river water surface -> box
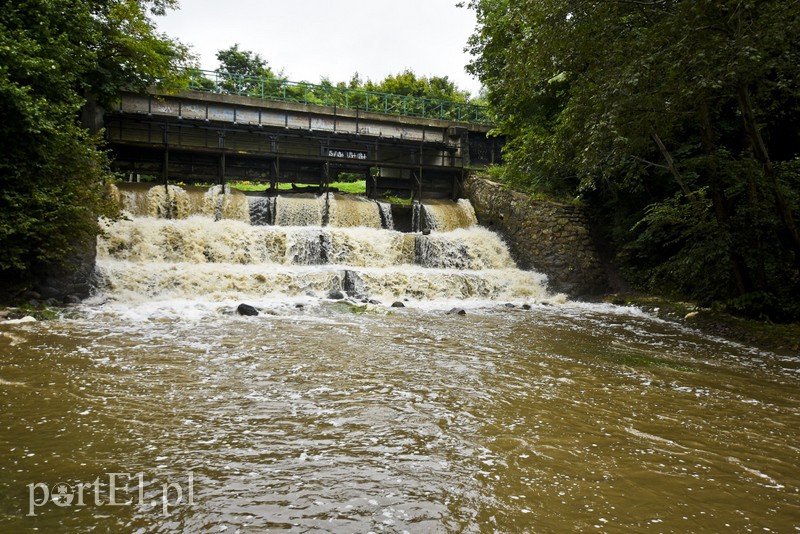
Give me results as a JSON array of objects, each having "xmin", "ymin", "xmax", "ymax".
[
  {"xmin": 1, "ymin": 187, "xmax": 798, "ymax": 531},
  {"xmin": 1, "ymin": 301, "xmax": 798, "ymax": 532}
]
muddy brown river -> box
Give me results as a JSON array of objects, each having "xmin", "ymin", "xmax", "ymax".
[
  {"xmin": 1, "ymin": 187, "xmax": 798, "ymax": 531},
  {"xmin": 1, "ymin": 302, "xmax": 798, "ymax": 532}
]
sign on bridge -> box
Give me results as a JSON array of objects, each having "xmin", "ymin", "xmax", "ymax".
[{"xmin": 322, "ymin": 148, "xmax": 369, "ymax": 161}]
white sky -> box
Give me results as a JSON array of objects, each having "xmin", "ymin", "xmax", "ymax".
[{"xmin": 156, "ymin": 0, "xmax": 483, "ymax": 97}]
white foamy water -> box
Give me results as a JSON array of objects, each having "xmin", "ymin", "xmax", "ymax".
[{"xmin": 97, "ymin": 183, "xmax": 553, "ymax": 307}]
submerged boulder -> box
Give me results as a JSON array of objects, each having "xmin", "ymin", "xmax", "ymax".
[
  {"xmin": 447, "ymin": 308, "xmax": 466, "ymax": 316},
  {"xmin": 236, "ymin": 303, "xmax": 259, "ymax": 316},
  {"xmin": 391, "ymin": 301, "xmax": 405, "ymax": 308},
  {"xmin": 328, "ymin": 290, "xmax": 345, "ymax": 300}
]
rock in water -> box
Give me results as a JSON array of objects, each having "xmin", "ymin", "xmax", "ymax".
[
  {"xmin": 237, "ymin": 303, "xmax": 259, "ymax": 316},
  {"xmin": 328, "ymin": 290, "xmax": 345, "ymax": 300},
  {"xmin": 343, "ymin": 270, "xmax": 367, "ymax": 299},
  {"xmin": 447, "ymin": 308, "xmax": 466, "ymax": 315},
  {"xmin": 391, "ymin": 301, "xmax": 405, "ymax": 308}
]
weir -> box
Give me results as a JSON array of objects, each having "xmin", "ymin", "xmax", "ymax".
[{"xmin": 98, "ymin": 183, "xmax": 555, "ymax": 304}]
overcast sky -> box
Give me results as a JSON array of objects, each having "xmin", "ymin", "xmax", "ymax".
[{"xmin": 156, "ymin": 0, "xmax": 483, "ymax": 97}]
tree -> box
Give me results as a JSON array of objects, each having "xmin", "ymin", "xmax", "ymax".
[
  {"xmin": 371, "ymin": 69, "xmax": 470, "ymax": 103},
  {"xmin": 214, "ymin": 44, "xmax": 279, "ymax": 95},
  {"xmin": 216, "ymin": 44, "xmax": 274, "ymax": 78},
  {"xmin": 0, "ymin": 0, "xmax": 190, "ymax": 298},
  {"xmin": 466, "ymin": 0, "xmax": 800, "ymax": 319}
]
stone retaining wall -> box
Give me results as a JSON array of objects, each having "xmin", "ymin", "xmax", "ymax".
[{"xmin": 464, "ymin": 176, "xmax": 607, "ymax": 296}]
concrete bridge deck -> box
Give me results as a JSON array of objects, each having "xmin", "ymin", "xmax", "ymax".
[{"xmin": 104, "ymin": 90, "xmax": 502, "ymax": 199}]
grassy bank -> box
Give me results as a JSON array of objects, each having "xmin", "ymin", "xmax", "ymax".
[
  {"xmin": 229, "ymin": 180, "xmax": 367, "ymax": 194},
  {"xmin": 607, "ymin": 294, "xmax": 800, "ymax": 356}
]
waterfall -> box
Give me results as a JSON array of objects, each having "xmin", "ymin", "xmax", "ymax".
[
  {"xmin": 274, "ymin": 194, "xmax": 326, "ymax": 226},
  {"xmin": 415, "ymin": 228, "xmax": 515, "ymax": 270},
  {"xmin": 114, "ymin": 183, "xmax": 249, "ymax": 221},
  {"xmin": 327, "ymin": 193, "xmax": 383, "ymax": 229},
  {"xmin": 97, "ymin": 183, "xmax": 556, "ymax": 305},
  {"xmin": 112, "ymin": 184, "xmax": 395, "ymax": 231},
  {"xmin": 286, "ymin": 228, "xmax": 327, "ymax": 265},
  {"xmin": 411, "ymin": 201, "xmax": 421, "ymax": 233},
  {"xmin": 247, "ymin": 196, "xmax": 275, "ymax": 226},
  {"xmin": 203, "ymin": 185, "xmax": 250, "ymax": 221},
  {"xmin": 377, "ymin": 201, "xmax": 394, "ymax": 230},
  {"xmin": 421, "ymin": 199, "xmax": 477, "ymax": 232}
]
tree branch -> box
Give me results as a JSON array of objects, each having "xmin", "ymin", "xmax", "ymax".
[{"xmin": 649, "ymin": 130, "xmax": 692, "ymax": 197}]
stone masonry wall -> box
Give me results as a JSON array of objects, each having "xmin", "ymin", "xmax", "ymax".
[{"xmin": 464, "ymin": 176, "xmax": 607, "ymax": 297}]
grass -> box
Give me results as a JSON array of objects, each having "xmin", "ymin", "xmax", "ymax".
[
  {"xmin": 332, "ymin": 181, "xmax": 367, "ymax": 194},
  {"xmin": 381, "ymin": 194, "xmax": 413, "ymax": 206},
  {"xmin": 172, "ymin": 180, "xmax": 416, "ymax": 204},
  {"xmin": 225, "ymin": 180, "xmax": 367, "ymax": 194}
]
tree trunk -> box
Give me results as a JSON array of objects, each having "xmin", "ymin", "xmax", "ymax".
[{"xmin": 698, "ymin": 101, "xmax": 752, "ymax": 296}]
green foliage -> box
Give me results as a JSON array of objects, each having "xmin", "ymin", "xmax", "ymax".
[
  {"xmin": 366, "ymin": 69, "xmax": 471, "ymax": 103},
  {"xmin": 214, "ymin": 44, "xmax": 278, "ymax": 94},
  {"xmin": 381, "ymin": 193, "xmax": 412, "ymax": 206},
  {"xmin": 334, "ymin": 172, "xmax": 364, "ymax": 184},
  {"xmin": 0, "ymin": 0, "xmax": 190, "ymax": 294},
  {"xmin": 196, "ymin": 47, "xmax": 482, "ymax": 119},
  {"xmin": 618, "ymin": 189, "xmax": 732, "ymax": 302},
  {"xmin": 466, "ymin": 0, "xmax": 800, "ymax": 320},
  {"xmin": 216, "ymin": 44, "xmax": 274, "ymax": 79}
]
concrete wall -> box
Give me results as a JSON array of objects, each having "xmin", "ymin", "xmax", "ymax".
[{"xmin": 464, "ymin": 176, "xmax": 607, "ymax": 297}]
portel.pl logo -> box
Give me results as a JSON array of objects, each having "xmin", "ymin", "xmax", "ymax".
[{"xmin": 27, "ymin": 472, "xmax": 194, "ymax": 517}]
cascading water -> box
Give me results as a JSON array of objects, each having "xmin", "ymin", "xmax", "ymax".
[
  {"xmin": 204, "ymin": 185, "xmax": 250, "ymax": 221},
  {"xmin": 327, "ymin": 193, "xmax": 384, "ymax": 229},
  {"xmin": 377, "ymin": 201, "xmax": 394, "ymax": 230},
  {"xmin": 115, "ymin": 182, "xmax": 250, "ymax": 220},
  {"xmin": 421, "ymin": 198, "xmax": 477, "ymax": 231},
  {"xmin": 247, "ymin": 195, "xmax": 276, "ymax": 226},
  {"xmin": 274, "ymin": 194, "xmax": 326, "ymax": 227},
  {"xmin": 97, "ymin": 184, "xmax": 558, "ymax": 305}
]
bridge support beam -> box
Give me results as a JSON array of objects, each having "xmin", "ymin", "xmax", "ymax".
[
  {"xmin": 270, "ymin": 159, "xmax": 279, "ymax": 193},
  {"xmin": 162, "ymin": 124, "xmax": 169, "ymax": 186},
  {"xmin": 218, "ymin": 130, "xmax": 226, "ymax": 186},
  {"xmin": 322, "ymin": 162, "xmax": 330, "ymax": 191},
  {"xmin": 367, "ymin": 168, "xmax": 376, "ymax": 199}
]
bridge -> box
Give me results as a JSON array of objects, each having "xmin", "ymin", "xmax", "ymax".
[{"xmin": 102, "ymin": 76, "xmax": 502, "ymax": 199}]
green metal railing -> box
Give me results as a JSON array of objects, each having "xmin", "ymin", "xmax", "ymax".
[{"xmin": 186, "ymin": 69, "xmax": 490, "ymax": 125}]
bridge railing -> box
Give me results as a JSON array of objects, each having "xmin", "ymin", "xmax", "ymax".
[{"xmin": 186, "ymin": 69, "xmax": 490, "ymax": 125}]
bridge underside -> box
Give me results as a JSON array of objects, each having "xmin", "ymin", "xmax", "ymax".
[
  {"xmin": 104, "ymin": 91, "xmax": 501, "ymax": 200},
  {"xmin": 106, "ymin": 117, "xmax": 464, "ymax": 199}
]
